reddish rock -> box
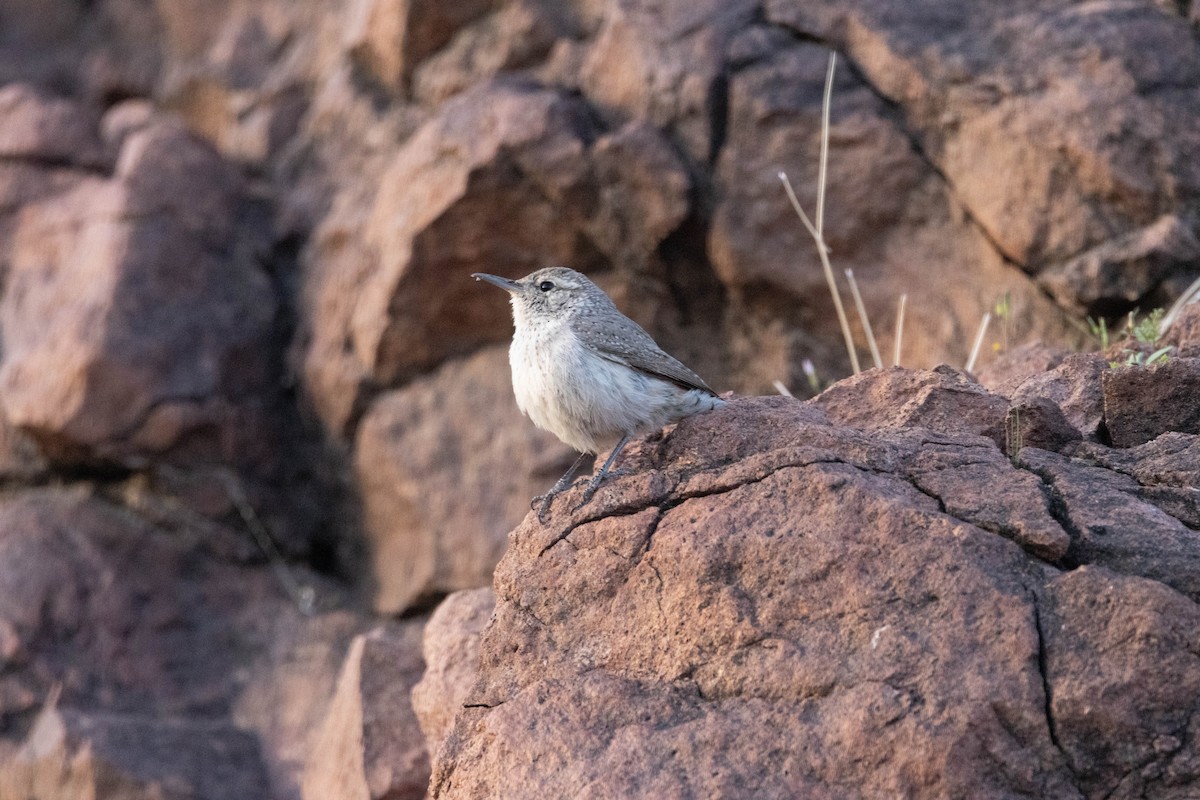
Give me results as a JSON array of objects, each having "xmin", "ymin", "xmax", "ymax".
[
  {"xmin": 1042, "ymin": 567, "xmax": 1200, "ymax": 797},
  {"xmin": 1009, "ymin": 354, "xmax": 1108, "ymax": 441},
  {"xmin": 813, "ymin": 365, "xmax": 1008, "ymax": 443},
  {"xmin": 354, "ymin": 347, "xmax": 572, "ymax": 613},
  {"xmin": 1020, "ymin": 447, "xmax": 1200, "ymax": 601},
  {"xmin": 764, "ymin": 1, "xmax": 1200, "ymax": 314},
  {"xmin": 302, "ymin": 623, "xmax": 429, "ymax": 800},
  {"xmin": 411, "ymin": 588, "xmax": 496, "ymax": 758},
  {"xmin": 0, "ymin": 83, "xmax": 107, "ymax": 169},
  {"xmin": 344, "ymin": 0, "xmax": 496, "ymax": 91},
  {"xmin": 432, "ymin": 396, "xmax": 1092, "ymax": 798},
  {"xmin": 976, "ymin": 342, "xmax": 1070, "ymax": 397},
  {"xmin": 581, "ymin": 0, "xmax": 757, "ymax": 163},
  {"xmin": 1164, "ymin": 301, "xmax": 1200, "ymax": 358},
  {"xmin": 424, "ymin": 394, "xmax": 1199, "ymax": 799},
  {"xmin": 1040, "ymin": 214, "xmax": 1200, "ymax": 316},
  {"xmin": 0, "ymin": 118, "xmax": 276, "ymax": 467},
  {"xmin": 708, "ymin": 35, "xmax": 1073, "ymax": 379},
  {"xmin": 0, "ymin": 701, "xmax": 269, "ymax": 800},
  {"xmin": 231, "ymin": 609, "xmax": 375, "ymax": 799},
  {"xmin": 411, "ymin": 0, "xmax": 567, "ymax": 106},
  {"xmin": 1069, "ymin": 433, "xmax": 1200, "ymax": 530},
  {"xmin": 0, "ymin": 485, "xmax": 377, "ymax": 798},
  {"xmin": 1103, "ymin": 358, "xmax": 1200, "ymax": 447},
  {"xmin": 1002, "ymin": 397, "xmax": 1083, "ymax": 456},
  {"xmin": 905, "ymin": 436, "xmax": 1070, "ymax": 561}
]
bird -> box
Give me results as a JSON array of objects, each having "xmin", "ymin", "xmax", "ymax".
[{"xmin": 472, "ymin": 267, "xmax": 725, "ymax": 522}]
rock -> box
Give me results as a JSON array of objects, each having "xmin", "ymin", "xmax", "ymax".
[
  {"xmin": 764, "ymin": 0, "xmax": 1200, "ymax": 316},
  {"xmin": 1008, "ymin": 354, "xmax": 1108, "ymax": 441},
  {"xmin": 1040, "ymin": 214, "xmax": 1200, "ymax": 316},
  {"xmin": 1020, "ymin": 447, "xmax": 1200, "ymax": 601},
  {"xmin": 231, "ymin": 609, "xmax": 375, "ymax": 799},
  {"xmin": 1041, "ymin": 567, "xmax": 1200, "ymax": 798},
  {"xmin": 976, "ymin": 343, "xmax": 1070, "ymax": 397},
  {"xmin": 1165, "ymin": 300, "xmax": 1200, "ymax": 358},
  {"xmin": 813, "ymin": 365, "xmax": 1008, "ymax": 443},
  {"xmin": 1103, "ymin": 358, "xmax": 1200, "ymax": 447},
  {"xmin": 905, "ymin": 436, "xmax": 1070, "ymax": 561},
  {"xmin": 344, "ymin": 0, "xmax": 496, "ymax": 91},
  {"xmin": 0, "ymin": 83, "xmax": 107, "ymax": 169},
  {"xmin": 0, "ymin": 118, "xmax": 276, "ymax": 468},
  {"xmin": 581, "ymin": 0, "xmax": 757, "ymax": 164},
  {"xmin": 302, "ymin": 623, "xmax": 430, "ymax": 800},
  {"xmin": 302, "ymin": 80, "xmax": 690, "ymax": 432},
  {"xmin": 0, "ymin": 701, "xmax": 269, "ymax": 800},
  {"xmin": 412, "ymin": 588, "xmax": 496, "ymax": 757},
  {"xmin": 428, "ymin": 393, "xmax": 1199, "ymax": 798},
  {"xmin": 1069, "ymin": 433, "xmax": 1200, "ymax": 530},
  {"xmin": 708, "ymin": 34, "xmax": 1073, "ymax": 379},
  {"xmin": 1003, "ymin": 397, "xmax": 1082, "ymax": 456},
  {"xmin": 411, "ymin": 0, "xmax": 567, "ymax": 106},
  {"xmin": 354, "ymin": 347, "xmax": 572, "ymax": 613},
  {"xmin": 0, "ymin": 484, "xmax": 373, "ymax": 799}
]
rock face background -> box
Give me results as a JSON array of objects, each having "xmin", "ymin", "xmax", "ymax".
[{"xmin": 0, "ymin": 0, "xmax": 1197, "ymax": 798}]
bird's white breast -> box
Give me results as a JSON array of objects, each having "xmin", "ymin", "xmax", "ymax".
[{"xmin": 508, "ymin": 309, "xmax": 722, "ymax": 454}]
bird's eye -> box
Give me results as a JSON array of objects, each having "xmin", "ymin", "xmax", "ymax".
[{"xmin": 538, "ymin": 280, "xmax": 555, "ymax": 292}]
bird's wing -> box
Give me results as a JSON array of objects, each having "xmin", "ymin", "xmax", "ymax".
[{"xmin": 574, "ymin": 312, "xmax": 718, "ymax": 396}]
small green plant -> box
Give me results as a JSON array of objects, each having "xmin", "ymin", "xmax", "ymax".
[
  {"xmin": 1130, "ymin": 308, "xmax": 1165, "ymax": 345},
  {"xmin": 1005, "ymin": 406, "xmax": 1023, "ymax": 466},
  {"xmin": 993, "ymin": 291, "xmax": 1012, "ymax": 355},
  {"xmin": 1105, "ymin": 307, "xmax": 1173, "ymax": 368},
  {"xmin": 1112, "ymin": 346, "xmax": 1172, "ymax": 368},
  {"xmin": 1086, "ymin": 316, "xmax": 1110, "ymax": 350}
]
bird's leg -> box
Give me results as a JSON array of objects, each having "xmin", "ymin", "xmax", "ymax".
[
  {"xmin": 572, "ymin": 433, "xmax": 632, "ymax": 512},
  {"xmin": 533, "ymin": 451, "xmax": 591, "ymax": 523}
]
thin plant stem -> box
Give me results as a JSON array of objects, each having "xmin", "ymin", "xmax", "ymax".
[
  {"xmin": 815, "ymin": 53, "xmax": 836, "ymax": 238},
  {"xmin": 772, "ymin": 380, "xmax": 794, "ymax": 398},
  {"xmin": 894, "ymin": 293, "xmax": 907, "ymax": 366},
  {"xmin": 1162, "ymin": 274, "xmax": 1200, "ymax": 331},
  {"xmin": 845, "ymin": 269, "xmax": 882, "ymax": 369},
  {"xmin": 966, "ymin": 312, "xmax": 992, "ymax": 373},
  {"xmin": 780, "ymin": 173, "xmax": 860, "ymax": 374}
]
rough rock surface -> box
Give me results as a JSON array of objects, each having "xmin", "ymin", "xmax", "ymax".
[
  {"xmin": 412, "ymin": 588, "xmax": 496, "ymax": 758},
  {"xmin": 0, "ymin": 487, "xmax": 380, "ymax": 800},
  {"xmin": 1103, "ymin": 358, "xmax": 1200, "ymax": 447},
  {"xmin": 430, "ymin": 390, "xmax": 1200, "ymax": 799},
  {"xmin": 302, "ymin": 623, "xmax": 430, "ymax": 800},
  {"xmin": 0, "ymin": 116, "xmax": 275, "ymax": 468},
  {"xmin": 765, "ymin": 0, "xmax": 1200, "ymax": 315}
]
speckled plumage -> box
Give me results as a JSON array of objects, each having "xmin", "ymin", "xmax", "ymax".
[{"xmin": 473, "ymin": 266, "xmax": 725, "ymax": 520}]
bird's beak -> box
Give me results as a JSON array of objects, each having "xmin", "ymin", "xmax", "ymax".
[{"xmin": 472, "ymin": 273, "xmax": 521, "ymax": 294}]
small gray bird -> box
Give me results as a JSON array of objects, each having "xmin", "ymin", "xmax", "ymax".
[{"xmin": 473, "ymin": 267, "xmax": 725, "ymax": 522}]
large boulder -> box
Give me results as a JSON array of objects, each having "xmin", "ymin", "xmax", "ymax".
[
  {"xmin": 428, "ymin": 389, "xmax": 1200, "ymax": 798},
  {"xmin": 0, "ymin": 117, "xmax": 276, "ymax": 468},
  {"xmin": 709, "ymin": 36, "xmax": 1073, "ymax": 379},
  {"xmin": 764, "ymin": 0, "xmax": 1200, "ymax": 317}
]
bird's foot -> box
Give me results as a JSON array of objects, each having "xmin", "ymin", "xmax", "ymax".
[
  {"xmin": 570, "ymin": 467, "xmax": 631, "ymax": 513},
  {"xmin": 531, "ymin": 491, "xmax": 558, "ymax": 524}
]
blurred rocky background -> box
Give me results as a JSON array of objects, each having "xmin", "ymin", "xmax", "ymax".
[{"xmin": 0, "ymin": 0, "xmax": 1196, "ymax": 798}]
